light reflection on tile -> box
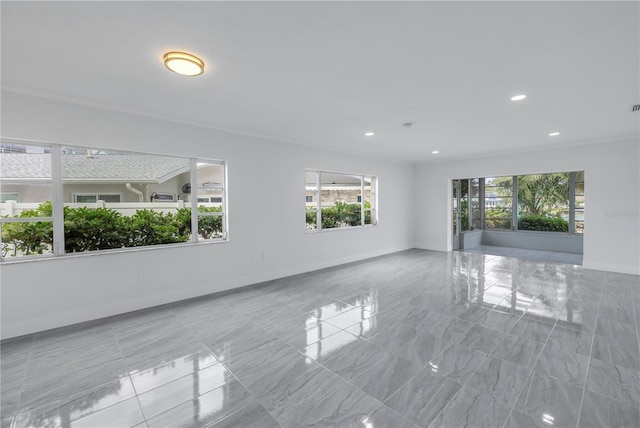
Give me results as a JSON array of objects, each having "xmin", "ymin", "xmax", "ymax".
[
  {"xmin": 14, "ymin": 376, "xmax": 135, "ymax": 428},
  {"xmin": 302, "ymin": 329, "xmax": 359, "ymax": 362},
  {"xmin": 145, "ymin": 378, "xmax": 252, "ymax": 428},
  {"xmin": 68, "ymin": 396, "xmax": 144, "ymax": 428},
  {"xmin": 138, "ymin": 363, "xmax": 233, "ymax": 420},
  {"xmin": 129, "ymin": 350, "xmax": 219, "ymax": 394}
]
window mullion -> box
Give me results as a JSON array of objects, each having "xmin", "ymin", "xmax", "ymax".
[
  {"xmin": 190, "ymin": 159, "xmax": 198, "ymax": 243},
  {"xmin": 361, "ymin": 176, "xmax": 365, "ymax": 226},
  {"xmin": 569, "ymin": 172, "xmax": 576, "ymax": 234},
  {"xmin": 52, "ymin": 145, "xmax": 65, "ymax": 256},
  {"xmin": 512, "ymin": 175, "xmax": 518, "ymax": 231},
  {"xmin": 479, "ymin": 178, "xmax": 485, "ymax": 229},
  {"xmin": 316, "ymin": 171, "xmax": 322, "ymax": 230}
]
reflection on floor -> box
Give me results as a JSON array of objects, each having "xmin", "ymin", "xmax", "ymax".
[
  {"xmin": 461, "ymin": 245, "xmax": 583, "ymax": 266},
  {"xmin": 1, "ymin": 249, "xmax": 638, "ymax": 428}
]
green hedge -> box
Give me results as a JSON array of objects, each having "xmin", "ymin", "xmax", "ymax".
[
  {"xmin": 518, "ymin": 214, "xmax": 568, "ymax": 232},
  {"xmin": 1, "ymin": 202, "xmax": 223, "ymax": 256},
  {"xmin": 306, "ymin": 201, "xmax": 371, "ymax": 229}
]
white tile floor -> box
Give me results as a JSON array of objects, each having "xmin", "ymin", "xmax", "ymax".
[{"xmin": 1, "ymin": 249, "xmax": 638, "ymax": 427}]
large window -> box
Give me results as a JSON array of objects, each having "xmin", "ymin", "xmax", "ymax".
[
  {"xmin": 0, "ymin": 141, "xmax": 227, "ymax": 261},
  {"xmin": 455, "ymin": 171, "xmax": 584, "ymax": 234},
  {"xmin": 305, "ymin": 170, "xmax": 377, "ymax": 231}
]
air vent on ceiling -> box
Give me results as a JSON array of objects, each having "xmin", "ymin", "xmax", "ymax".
[{"xmin": 633, "ymin": 104, "xmax": 640, "ymax": 112}]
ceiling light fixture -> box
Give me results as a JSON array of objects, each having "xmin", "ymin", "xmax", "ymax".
[
  {"xmin": 365, "ymin": 132, "xmax": 375, "ymax": 136},
  {"xmin": 163, "ymin": 51, "xmax": 204, "ymax": 76},
  {"xmin": 511, "ymin": 94, "xmax": 527, "ymax": 101},
  {"xmin": 549, "ymin": 132, "xmax": 560, "ymax": 136},
  {"xmin": 432, "ymin": 150, "xmax": 440, "ymax": 154}
]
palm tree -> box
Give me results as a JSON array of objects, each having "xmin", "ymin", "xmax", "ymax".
[{"xmin": 517, "ymin": 173, "xmax": 569, "ymax": 215}]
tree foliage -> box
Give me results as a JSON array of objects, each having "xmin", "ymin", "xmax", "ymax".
[{"xmin": 516, "ymin": 173, "xmax": 569, "ymax": 215}]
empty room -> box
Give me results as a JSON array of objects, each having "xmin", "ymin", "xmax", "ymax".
[{"xmin": 1, "ymin": 1, "xmax": 639, "ymax": 428}]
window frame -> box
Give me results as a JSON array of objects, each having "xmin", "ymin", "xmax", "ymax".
[
  {"xmin": 73, "ymin": 193, "xmax": 123, "ymax": 203},
  {"xmin": 456, "ymin": 170, "xmax": 584, "ymax": 234},
  {"xmin": 305, "ymin": 169, "xmax": 378, "ymax": 232},
  {"xmin": 0, "ymin": 139, "xmax": 229, "ymax": 263}
]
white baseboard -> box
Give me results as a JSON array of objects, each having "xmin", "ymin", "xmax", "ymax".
[{"xmin": 582, "ymin": 260, "xmax": 640, "ymax": 276}]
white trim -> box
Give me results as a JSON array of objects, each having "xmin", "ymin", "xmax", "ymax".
[{"xmin": 582, "ymin": 260, "xmax": 640, "ymax": 276}]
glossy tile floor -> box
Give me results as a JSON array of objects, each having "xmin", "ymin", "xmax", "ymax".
[{"xmin": 1, "ymin": 249, "xmax": 639, "ymax": 428}]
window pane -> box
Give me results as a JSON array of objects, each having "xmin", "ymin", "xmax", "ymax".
[
  {"xmin": 364, "ymin": 176, "xmax": 375, "ymax": 225},
  {"xmin": 195, "ymin": 162, "xmax": 225, "ymax": 241},
  {"xmin": 485, "ymin": 176, "xmax": 512, "ymax": 230},
  {"xmin": 574, "ymin": 171, "xmax": 585, "ymax": 234},
  {"xmin": 306, "ymin": 209, "xmax": 317, "ymax": 230},
  {"xmin": 0, "ymin": 144, "xmax": 52, "ymax": 207},
  {"xmin": 0, "ymin": 144, "xmax": 53, "ymax": 259},
  {"xmin": 320, "ymin": 172, "xmax": 361, "ymax": 229},
  {"xmin": 197, "ymin": 212, "xmax": 223, "ymax": 239},
  {"xmin": 1, "ymin": 220, "xmax": 53, "ymax": 258},
  {"xmin": 0, "ymin": 193, "xmax": 19, "ymax": 203},
  {"xmin": 305, "ymin": 170, "xmax": 376, "ymax": 231},
  {"xmin": 470, "ymin": 178, "xmax": 480, "ymax": 229},
  {"xmin": 61, "ymin": 147, "xmax": 193, "ymax": 252},
  {"xmin": 75, "ymin": 195, "xmax": 97, "ymax": 203},
  {"xmin": 517, "ymin": 173, "xmax": 569, "ymax": 232}
]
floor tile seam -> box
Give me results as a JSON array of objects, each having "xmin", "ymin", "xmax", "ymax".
[
  {"xmin": 106, "ymin": 323, "xmax": 148, "ymax": 426},
  {"xmin": 8, "ymin": 334, "xmax": 35, "ymax": 421},
  {"xmin": 130, "ymin": 358, "xmax": 224, "ymax": 397},
  {"xmin": 377, "ymin": 365, "xmax": 437, "ymax": 412},
  {"xmin": 346, "ymin": 351, "xmax": 423, "ymax": 403},
  {"xmin": 144, "ymin": 346, "xmax": 258, "ymax": 426},
  {"xmin": 579, "ymin": 388, "xmax": 640, "ymax": 412},
  {"xmin": 424, "ymin": 381, "xmax": 469, "ymax": 428},
  {"xmin": 575, "ymin": 286, "xmax": 603, "ymax": 428},
  {"xmin": 581, "ymin": 376, "xmax": 640, "ymax": 408},
  {"xmin": 484, "ymin": 346, "xmax": 539, "ymax": 372},
  {"xmin": 14, "ymin": 368, "xmax": 143, "ymax": 420},
  {"xmin": 504, "ymin": 348, "xmax": 549, "ymax": 428},
  {"xmin": 200, "ymin": 332, "xmax": 326, "ymax": 415},
  {"xmin": 201, "ymin": 399, "xmax": 284, "ymax": 428},
  {"xmin": 365, "ymin": 401, "xmax": 419, "ymax": 428}
]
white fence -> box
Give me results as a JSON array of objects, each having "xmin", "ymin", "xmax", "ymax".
[{"xmin": 1, "ymin": 200, "xmax": 220, "ymax": 217}]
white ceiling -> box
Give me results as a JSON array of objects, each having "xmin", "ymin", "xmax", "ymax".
[{"xmin": 2, "ymin": 1, "xmax": 638, "ymax": 163}]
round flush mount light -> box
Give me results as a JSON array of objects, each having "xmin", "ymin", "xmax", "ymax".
[
  {"xmin": 432, "ymin": 150, "xmax": 440, "ymax": 154},
  {"xmin": 511, "ymin": 94, "xmax": 527, "ymax": 101},
  {"xmin": 163, "ymin": 51, "xmax": 204, "ymax": 76},
  {"xmin": 365, "ymin": 132, "xmax": 375, "ymax": 136},
  {"xmin": 549, "ymin": 132, "xmax": 560, "ymax": 136}
]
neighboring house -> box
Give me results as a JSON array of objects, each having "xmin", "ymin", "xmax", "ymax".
[{"xmin": 0, "ymin": 152, "xmax": 222, "ymax": 204}]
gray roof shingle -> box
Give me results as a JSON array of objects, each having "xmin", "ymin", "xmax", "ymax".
[{"xmin": 0, "ymin": 153, "xmax": 190, "ymax": 183}]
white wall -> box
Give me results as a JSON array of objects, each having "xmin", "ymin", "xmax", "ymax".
[
  {"xmin": 413, "ymin": 139, "xmax": 640, "ymax": 275},
  {"xmin": 0, "ymin": 92, "xmax": 414, "ymax": 339}
]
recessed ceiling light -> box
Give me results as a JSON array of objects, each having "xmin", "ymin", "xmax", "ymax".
[
  {"xmin": 365, "ymin": 132, "xmax": 375, "ymax": 136},
  {"xmin": 432, "ymin": 150, "xmax": 440, "ymax": 154},
  {"xmin": 549, "ymin": 132, "xmax": 560, "ymax": 136},
  {"xmin": 163, "ymin": 51, "xmax": 204, "ymax": 76},
  {"xmin": 511, "ymin": 94, "xmax": 527, "ymax": 101}
]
